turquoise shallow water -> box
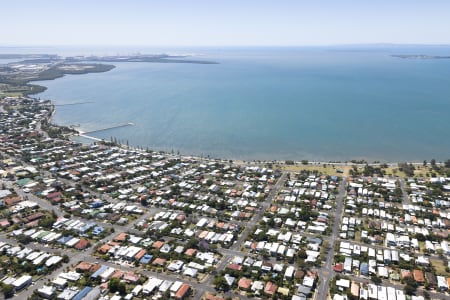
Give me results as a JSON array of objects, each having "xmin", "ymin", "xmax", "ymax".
[{"xmin": 28, "ymin": 46, "xmax": 450, "ymax": 162}]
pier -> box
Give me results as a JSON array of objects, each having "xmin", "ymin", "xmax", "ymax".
[
  {"xmin": 81, "ymin": 122, "xmax": 135, "ymax": 134},
  {"xmin": 53, "ymin": 101, "xmax": 95, "ymax": 106}
]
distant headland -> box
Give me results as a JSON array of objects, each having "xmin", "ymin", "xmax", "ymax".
[
  {"xmin": 391, "ymin": 54, "xmax": 450, "ymax": 59},
  {"xmin": 0, "ymin": 53, "xmax": 217, "ymax": 96}
]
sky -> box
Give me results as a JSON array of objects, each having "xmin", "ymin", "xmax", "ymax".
[{"xmin": 1, "ymin": 0, "xmax": 450, "ymax": 46}]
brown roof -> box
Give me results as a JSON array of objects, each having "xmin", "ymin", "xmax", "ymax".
[
  {"xmin": 227, "ymin": 263, "xmax": 242, "ymax": 271},
  {"xmin": 238, "ymin": 278, "xmax": 252, "ymax": 289},
  {"xmin": 152, "ymin": 241, "xmax": 165, "ymax": 249},
  {"xmin": 184, "ymin": 248, "xmax": 197, "ymax": 256},
  {"xmin": 0, "ymin": 219, "xmax": 10, "ymax": 227},
  {"xmin": 46, "ymin": 191, "xmax": 62, "ymax": 199},
  {"xmin": 216, "ymin": 222, "xmax": 225, "ymax": 229},
  {"xmin": 90, "ymin": 264, "xmax": 102, "ymax": 273},
  {"xmin": 4, "ymin": 196, "xmax": 21, "ymax": 206},
  {"xmin": 97, "ymin": 244, "xmax": 112, "ymax": 254},
  {"xmin": 123, "ymin": 272, "xmax": 140, "ymax": 283},
  {"xmin": 175, "ymin": 283, "xmax": 190, "ymax": 299},
  {"xmin": 152, "ymin": 257, "xmax": 167, "ymax": 266},
  {"xmin": 333, "ymin": 263, "xmax": 343, "ymax": 273},
  {"xmin": 75, "ymin": 261, "xmax": 93, "ymax": 272},
  {"xmin": 111, "ymin": 270, "xmax": 124, "ymax": 279},
  {"xmin": 113, "ymin": 232, "xmax": 128, "ymax": 242},
  {"xmin": 134, "ymin": 249, "xmax": 146, "ymax": 260},
  {"xmin": 204, "ymin": 293, "xmax": 225, "ymax": 300},
  {"xmin": 25, "ymin": 220, "xmax": 39, "ymax": 228},
  {"xmin": 413, "ymin": 269, "xmax": 425, "ymax": 283},
  {"xmin": 74, "ymin": 239, "xmax": 89, "ymax": 250},
  {"xmin": 24, "ymin": 212, "xmax": 45, "ymax": 222},
  {"xmin": 264, "ymin": 281, "xmax": 277, "ymax": 295}
]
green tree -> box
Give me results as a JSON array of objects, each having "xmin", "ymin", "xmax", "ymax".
[
  {"xmin": 1, "ymin": 283, "xmax": 14, "ymax": 298},
  {"xmin": 371, "ymin": 275, "xmax": 382, "ymax": 285},
  {"xmin": 109, "ymin": 277, "xmax": 120, "ymax": 293},
  {"xmin": 213, "ymin": 276, "xmax": 230, "ymax": 291}
]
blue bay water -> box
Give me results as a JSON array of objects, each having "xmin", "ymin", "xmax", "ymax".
[{"xmin": 30, "ymin": 46, "xmax": 450, "ymax": 162}]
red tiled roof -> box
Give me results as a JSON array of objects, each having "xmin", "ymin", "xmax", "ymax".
[
  {"xmin": 75, "ymin": 261, "xmax": 93, "ymax": 272},
  {"xmin": 238, "ymin": 278, "xmax": 252, "ymax": 289},
  {"xmin": 227, "ymin": 263, "xmax": 242, "ymax": 271},
  {"xmin": 113, "ymin": 232, "xmax": 128, "ymax": 242},
  {"xmin": 74, "ymin": 239, "xmax": 89, "ymax": 250},
  {"xmin": 152, "ymin": 241, "xmax": 165, "ymax": 249},
  {"xmin": 175, "ymin": 283, "xmax": 190, "ymax": 299},
  {"xmin": 413, "ymin": 269, "xmax": 425, "ymax": 283},
  {"xmin": 184, "ymin": 248, "xmax": 197, "ymax": 256},
  {"xmin": 264, "ymin": 281, "xmax": 277, "ymax": 295}
]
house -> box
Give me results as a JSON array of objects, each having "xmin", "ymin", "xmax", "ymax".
[
  {"xmin": 114, "ymin": 232, "xmax": 128, "ymax": 242},
  {"xmin": 350, "ymin": 281, "xmax": 359, "ymax": 298},
  {"xmin": 152, "ymin": 240, "xmax": 165, "ymax": 249},
  {"xmin": 185, "ymin": 248, "xmax": 197, "ymax": 256},
  {"xmin": 167, "ymin": 260, "xmax": 184, "ymax": 272},
  {"xmin": 57, "ymin": 287, "xmax": 79, "ymax": 300},
  {"xmin": 223, "ymin": 274, "xmax": 235, "ymax": 286},
  {"xmin": 183, "ymin": 267, "xmax": 198, "ymax": 278},
  {"xmin": 360, "ymin": 262, "xmax": 369, "ymax": 276},
  {"xmin": 175, "ymin": 283, "xmax": 190, "ymax": 300},
  {"xmin": 251, "ymin": 281, "xmax": 264, "ymax": 293},
  {"xmin": 285, "ymin": 266, "xmax": 295, "ymax": 279},
  {"xmin": 413, "ymin": 269, "xmax": 425, "ymax": 285},
  {"xmin": 152, "ymin": 257, "xmax": 167, "ymax": 266},
  {"xmin": 72, "ymin": 286, "xmax": 92, "ymax": 300},
  {"xmin": 75, "ymin": 261, "xmax": 93, "ymax": 273},
  {"xmin": 52, "ymin": 277, "xmax": 68, "ymax": 290},
  {"xmin": 227, "ymin": 263, "xmax": 242, "ymax": 271},
  {"xmin": 74, "ymin": 239, "xmax": 89, "ymax": 250},
  {"xmin": 336, "ymin": 279, "xmax": 350, "ymax": 288},
  {"xmin": 238, "ymin": 278, "xmax": 252, "ymax": 290},
  {"xmin": 38, "ymin": 285, "xmax": 56, "ymax": 299},
  {"xmin": 437, "ymin": 276, "xmax": 448, "ymax": 291},
  {"xmin": 334, "ymin": 263, "xmax": 343, "ymax": 273},
  {"xmin": 12, "ymin": 275, "xmax": 32, "ymax": 291},
  {"xmin": 140, "ymin": 254, "xmax": 153, "ymax": 264},
  {"xmin": 277, "ymin": 287, "xmax": 289, "ymax": 296},
  {"xmin": 264, "ymin": 281, "xmax": 277, "ymax": 296},
  {"xmin": 344, "ymin": 257, "xmax": 352, "ymax": 273}
]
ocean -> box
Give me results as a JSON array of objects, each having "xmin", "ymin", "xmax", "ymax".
[{"xmin": 11, "ymin": 45, "xmax": 450, "ymax": 162}]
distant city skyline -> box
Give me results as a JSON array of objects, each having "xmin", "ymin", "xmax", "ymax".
[{"xmin": 2, "ymin": 0, "xmax": 450, "ymax": 46}]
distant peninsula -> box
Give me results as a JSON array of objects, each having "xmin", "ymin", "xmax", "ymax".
[
  {"xmin": 0, "ymin": 53, "xmax": 218, "ymax": 97},
  {"xmin": 391, "ymin": 54, "xmax": 450, "ymax": 59}
]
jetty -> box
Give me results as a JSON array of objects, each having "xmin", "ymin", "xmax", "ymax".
[
  {"xmin": 53, "ymin": 101, "xmax": 94, "ymax": 106},
  {"xmin": 78, "ymin": 134, "xmax": 102, "ymax": 142},
  {"xmin": 82, "ymin": 122, "xmax": 135, "ymax": 134}
]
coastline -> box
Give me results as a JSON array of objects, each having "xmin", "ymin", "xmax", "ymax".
[{"xmin": 2, "ymin": 94, "xmax": 447, "ymax": 178}]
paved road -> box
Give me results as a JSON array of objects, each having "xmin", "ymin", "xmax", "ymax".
[
  {"xmin": 316, "ymin": 177, "xmax": 347, "ymax": 300},
  {"xmin": 201, "ymin": 172, "xmax": 287, "ymax": 298},
  {"xmin": 399, "ymin": 178, "xmax": 411, "ymax": 206}
]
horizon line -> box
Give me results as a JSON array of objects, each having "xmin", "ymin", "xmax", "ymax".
[{"xmin": 2, "ymin": 43, "xmax": 450, "ymax": 48}]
